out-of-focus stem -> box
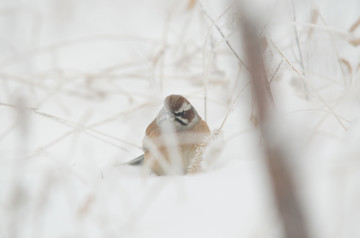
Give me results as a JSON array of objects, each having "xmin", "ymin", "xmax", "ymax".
[{"xmin": 239, "ymin": 14, "xmax": 310, "ymax": 238}]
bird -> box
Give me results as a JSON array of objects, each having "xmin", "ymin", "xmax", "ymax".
[{"xmin": 127, "ymin": 94, "xmax": 210, "ymax": 175}]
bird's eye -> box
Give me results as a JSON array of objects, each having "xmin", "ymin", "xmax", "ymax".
[{"xmin": 174, "ymin": 111, "xmax": 185, "ymax": 117}]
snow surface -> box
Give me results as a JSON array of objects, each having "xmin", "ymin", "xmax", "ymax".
[{"xmin": 0, "ymin": 0, "xmax": 359, "ymax": 237}]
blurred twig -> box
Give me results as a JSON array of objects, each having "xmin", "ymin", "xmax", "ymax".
[
  {"xmin": 0, "ymin": 34, "xmax": 159, "ymax": 68},
  {"xmin": 200, "ymin": 4, "xmax": 232, "ymax": 121},
  {"xmin": 0, "ymin": 102, "xmax": 141, "ymax": 153},
  {"xmin": 270, "ymin": 39, "xmax": 348, "ymax": 131},
  {"xmin": 200, "ymin": 4, "xmax": 250, "ymax": 71},
  {"xmin": 291, "ymin": 0, "xmax": 308, "ymax": 99},
  {"xmin": 239, "ymin": 13, "xmax": 310, "ymax": 238}
]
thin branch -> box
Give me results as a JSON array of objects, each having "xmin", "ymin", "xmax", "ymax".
[
  {"xmin": 0, "ymin": 102, "xmax": 142, "ymax": 153},
  {"xmin": 270, "ymin": 40, "xmax": 348, "ymax": 131},
  {"xmin": 291, "ymin": 0, "xmax": 308, "ymax": 99},
  {"xmin": 0, "ymin": 34, "xmax": 159, "ymax": 68},
  {"xmin": 269, "ymin": 60, "xmax": 283, "ymax": 83},
  {"xmin": 199, "ymin": 4, "xmax": 250, "ymax": 71}
]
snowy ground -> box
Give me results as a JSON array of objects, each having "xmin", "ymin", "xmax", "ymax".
[{"xmin": 0, "ymin": 0, "xmax": 359, "ymax": 237}]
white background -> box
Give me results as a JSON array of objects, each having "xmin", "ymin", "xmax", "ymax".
[{"xmin": 0, "ymin": 0, "xmax": 359, "ymax": 237}]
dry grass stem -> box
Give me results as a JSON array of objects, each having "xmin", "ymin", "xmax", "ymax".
[
  {"xmin": 200, "ymin": 4, "xmax": 250, "ymax": 71},
  {"xmin": 239, "ymin": 13, "xmax": 310, "ymax": 238},
  {"xmin": 270, "ymin": 40, "xmax": 348, "ymax": 130},
  {"xmin": 291, "ymin": 0, "xmax": 308, "ymax": 99},
  {"xmin": 0, "ymin": 34, "xmax": 159, "ymax": 68},
  {"xmin": 307, "ymin": 8, "xmax": 319, "ymax": 38},
  {"xmin": 186, "ymin": 131, "xmax": 218, "ymax": 174},
  {"xmin": 349, "ymin": 16, "xmax": 360, "ymax": 33},
  {"xmin": 0, "ymin": 102, "xmax": 142, "ymax": 154}
]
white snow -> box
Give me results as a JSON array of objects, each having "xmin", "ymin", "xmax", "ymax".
[{"xmin": 0, "ymin": 0, "xmax": 359, "ymax": 237}]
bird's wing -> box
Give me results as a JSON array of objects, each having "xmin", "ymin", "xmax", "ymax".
[
  {"xmin": 125, "ymin": 154, "xmax": 144, "ymax": 166},
  {"xmin": 145, "ymin": 119, "xmax": 160, "ymax": 137}
]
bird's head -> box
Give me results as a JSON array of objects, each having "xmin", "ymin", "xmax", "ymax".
[{"xmin": 156, "ymin": 94, "xmax": 199, "ymax": 131}]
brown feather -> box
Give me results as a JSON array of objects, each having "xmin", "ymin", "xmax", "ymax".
[{"xmin": 143, "ymin": 95, "xmax": 210, "ymax": 175}]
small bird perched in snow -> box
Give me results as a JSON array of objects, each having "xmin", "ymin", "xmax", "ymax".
[{"xmin": 128, "ymin": 94, "xmax": 210, "ymax": 175}]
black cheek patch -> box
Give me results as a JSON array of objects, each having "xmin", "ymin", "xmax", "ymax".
[
  {"xmin": 175, "ymin": 118, "xmax": 187, "ymax": 126},
  {"xmin": 174, "ymin": 112, "xmax": 185, "ymax": 117}
]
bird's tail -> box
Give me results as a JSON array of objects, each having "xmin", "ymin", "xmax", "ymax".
[{"xmin": 125, "ymin": 154, "xmax": 144, "ymax": 166}]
